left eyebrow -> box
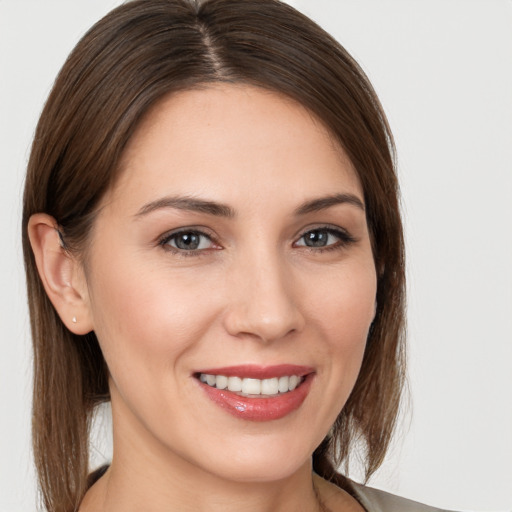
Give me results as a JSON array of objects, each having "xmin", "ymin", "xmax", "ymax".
[{"xmin": 294, "ymin": 193, "xmax": 365, "ymax": 216}]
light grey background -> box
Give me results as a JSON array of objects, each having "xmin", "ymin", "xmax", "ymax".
[{"xmin": 1, "ymin": 1, "xmax": 511, "ymax": 511}]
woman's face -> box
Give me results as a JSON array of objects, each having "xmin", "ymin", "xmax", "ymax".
[{"xmin": 82, "ymin": 85, "xmax": 376, "ymax": 483}]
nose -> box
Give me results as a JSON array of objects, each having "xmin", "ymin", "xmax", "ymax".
[{"xmin": 222, "ymin": 251, "xmax": 305, "ymax": 343}]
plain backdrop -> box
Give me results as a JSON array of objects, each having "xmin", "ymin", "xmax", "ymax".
[{"xmin": 1, "ymin": 1, "xmax": 511, "ymax": 511}]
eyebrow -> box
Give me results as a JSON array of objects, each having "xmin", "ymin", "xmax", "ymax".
[
  {"xmin": 135, "ymin": 196, "xmax": 235, "ymax": 218},
  {"xmin": 134, "ymin": 192, "xmax": 364, "ymax": 219},
  {"xmin": 294, "ymin": 193, "xmax": 365, "ymax": 215}
]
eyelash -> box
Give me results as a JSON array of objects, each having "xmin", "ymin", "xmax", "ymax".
[
  {"xmin": 294, "ymin": 226, "xmax": 357, "ymax": 253},
  {"xmin": 158, "ymin": 229, "xmax": 219, "ymax": 257},
  {"xmin": 158, "ymin": 226, "xmax": 356, "ymax": 257}
]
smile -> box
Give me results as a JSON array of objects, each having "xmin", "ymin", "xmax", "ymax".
[
  {"xmin": 195, "ymin": 365, "xmax": 315, "ymax": 421},
  {"xmin": 198, "ymin": 373, "xmax": 303, "ymax": 396}
]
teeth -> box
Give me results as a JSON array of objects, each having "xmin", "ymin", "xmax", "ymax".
[
  {"xmin": 215, "ymin": 375, "xmax": 228, "ymax": 390},
  {"xmin": 261, "ymin": 377, "xmax": 279, "ymax": 395},
  {"xmin": 199, "ymin": 374, "xmax": 303, "ymax": 395},
  {"xmin": 242, "ymin": 378, "xmax": 261, "ymax": 395},
  {"xmin": 289, "ymin": 375, "xmax": 300, "ymax": 391},
  {"xmin": 228, "ymin": 376, "xmax": 242, "ymax": 392},
  {"xmin": 278, "ymin": 376, "xmax": 289, "ymax": 393}
]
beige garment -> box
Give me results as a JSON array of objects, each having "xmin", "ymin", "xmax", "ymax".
[{"xmin": 349, "ymin": 480, "xmax": 454, "ymax": 512}]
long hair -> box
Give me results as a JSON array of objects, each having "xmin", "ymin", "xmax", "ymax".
[{"xmin": 22, "ymin": 1, "xmax": 406, "ymax": 510}]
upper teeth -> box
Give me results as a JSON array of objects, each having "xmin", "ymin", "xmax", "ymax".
[{"xmin": 199, "ymin": 374, "xmax": 302, "ymax": 395}]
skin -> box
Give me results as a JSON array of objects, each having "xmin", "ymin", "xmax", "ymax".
[{"xmin": 30, "ymin": 85, "xmax": 374, "ymax": 511}]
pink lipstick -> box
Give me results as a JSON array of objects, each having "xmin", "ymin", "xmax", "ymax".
[{"xmin": 195, "ymin": 365, "xmax": 315, "ymax": 421}]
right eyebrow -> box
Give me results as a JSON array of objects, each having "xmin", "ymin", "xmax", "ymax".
[{"xmin": 134, "ymin": 195, "xmax": 236, "ymax": 219}]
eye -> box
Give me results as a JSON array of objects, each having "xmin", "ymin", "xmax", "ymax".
[
  {"xmin": 294, "ymin": 227, "xmax": 355, "ymax": 250},
  {"xmin": 160, "ymin": 230, "xmax": 216, "ymax": 252}
]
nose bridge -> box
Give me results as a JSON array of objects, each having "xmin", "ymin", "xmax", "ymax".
[{"xmin": 224, "ymin": 244, "xmax": 304, "ymax": 342}]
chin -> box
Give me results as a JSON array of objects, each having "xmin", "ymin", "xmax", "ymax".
[
  {"xmin": 177, "ymin": 426, "xmax": 322, "ymax": 484},
  {"xmin": 204, "ymin": 452, "xmax": 310, "ymax": 484}
]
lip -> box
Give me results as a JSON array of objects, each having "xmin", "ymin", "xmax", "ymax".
[{"xmin": 195, "ymin": 365, "xmax": 315, "ymax": 422}]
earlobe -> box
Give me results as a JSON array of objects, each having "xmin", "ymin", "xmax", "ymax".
[{"xmin": 27, "ymin": 213, "xmax": 94, "ymax": 335}]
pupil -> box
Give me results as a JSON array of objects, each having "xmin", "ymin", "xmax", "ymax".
[
  {"xmin": 305, "ymin": 230, "xmax": 327, "ymax": 247},
  {"xmin": 176, "ymin": 233, "xmax": 200, "ymax": 250}
]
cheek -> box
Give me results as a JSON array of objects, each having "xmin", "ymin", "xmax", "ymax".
[
  {"xmin": 307, "ymin": 258, "xmax": 376, "ymax": 391},
  {"xmin": 86, "ymin": 258, "xmax": 219, "ymax": 388},
  {"xmin": 310, "ymin": 258, "xmax": 376, "ymax": 341}
]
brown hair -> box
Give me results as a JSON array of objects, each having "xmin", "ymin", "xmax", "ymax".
[{"xmin": 22, "ymin": 0, "xmax": 405, "ymax": 510}]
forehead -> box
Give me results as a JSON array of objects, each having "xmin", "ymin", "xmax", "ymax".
[{"xmin": 107, "ymin": 84, "xmax": 362, "ymax": 212}]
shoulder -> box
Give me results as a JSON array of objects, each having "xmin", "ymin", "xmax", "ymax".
[{"xmin": 347, "ymin": 480, "xmax": 456, "ymax": 512}]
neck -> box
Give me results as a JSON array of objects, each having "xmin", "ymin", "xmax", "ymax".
[
  {"xmin": 81, "ymin": 402, "xmax": 323, "ymax": 512},
  {"xmin": 84, "ymin": 457, "xmax": 322, "ymax": 512}
]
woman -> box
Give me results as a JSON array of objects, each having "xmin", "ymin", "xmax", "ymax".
[{"xmin": 22, "ymin": 1, "xmax": 450, "ymax": 511}]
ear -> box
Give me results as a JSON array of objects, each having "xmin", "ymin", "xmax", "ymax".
[{"xmin": 28, "ymin": 213, "xmax": 94, "ymax": 335}]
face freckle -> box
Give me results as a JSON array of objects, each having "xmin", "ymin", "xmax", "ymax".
[{"xmin": 83, "ymin": 84, "xmax": 377, "ymax": 484}]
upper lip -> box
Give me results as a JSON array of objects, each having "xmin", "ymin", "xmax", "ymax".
[{"xmin": 194, "ymin": 364, "xmax": 315, "ymax": 379}]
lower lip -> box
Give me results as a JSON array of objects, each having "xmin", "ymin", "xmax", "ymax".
[{"xmin": 198, "ymin": 374, "xmax": 314, "ymax": 421}]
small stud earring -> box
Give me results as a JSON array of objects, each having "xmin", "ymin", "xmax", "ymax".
[{"xmin": 72, "ymin": 316, "xmax": 77, "ymax": 323}]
